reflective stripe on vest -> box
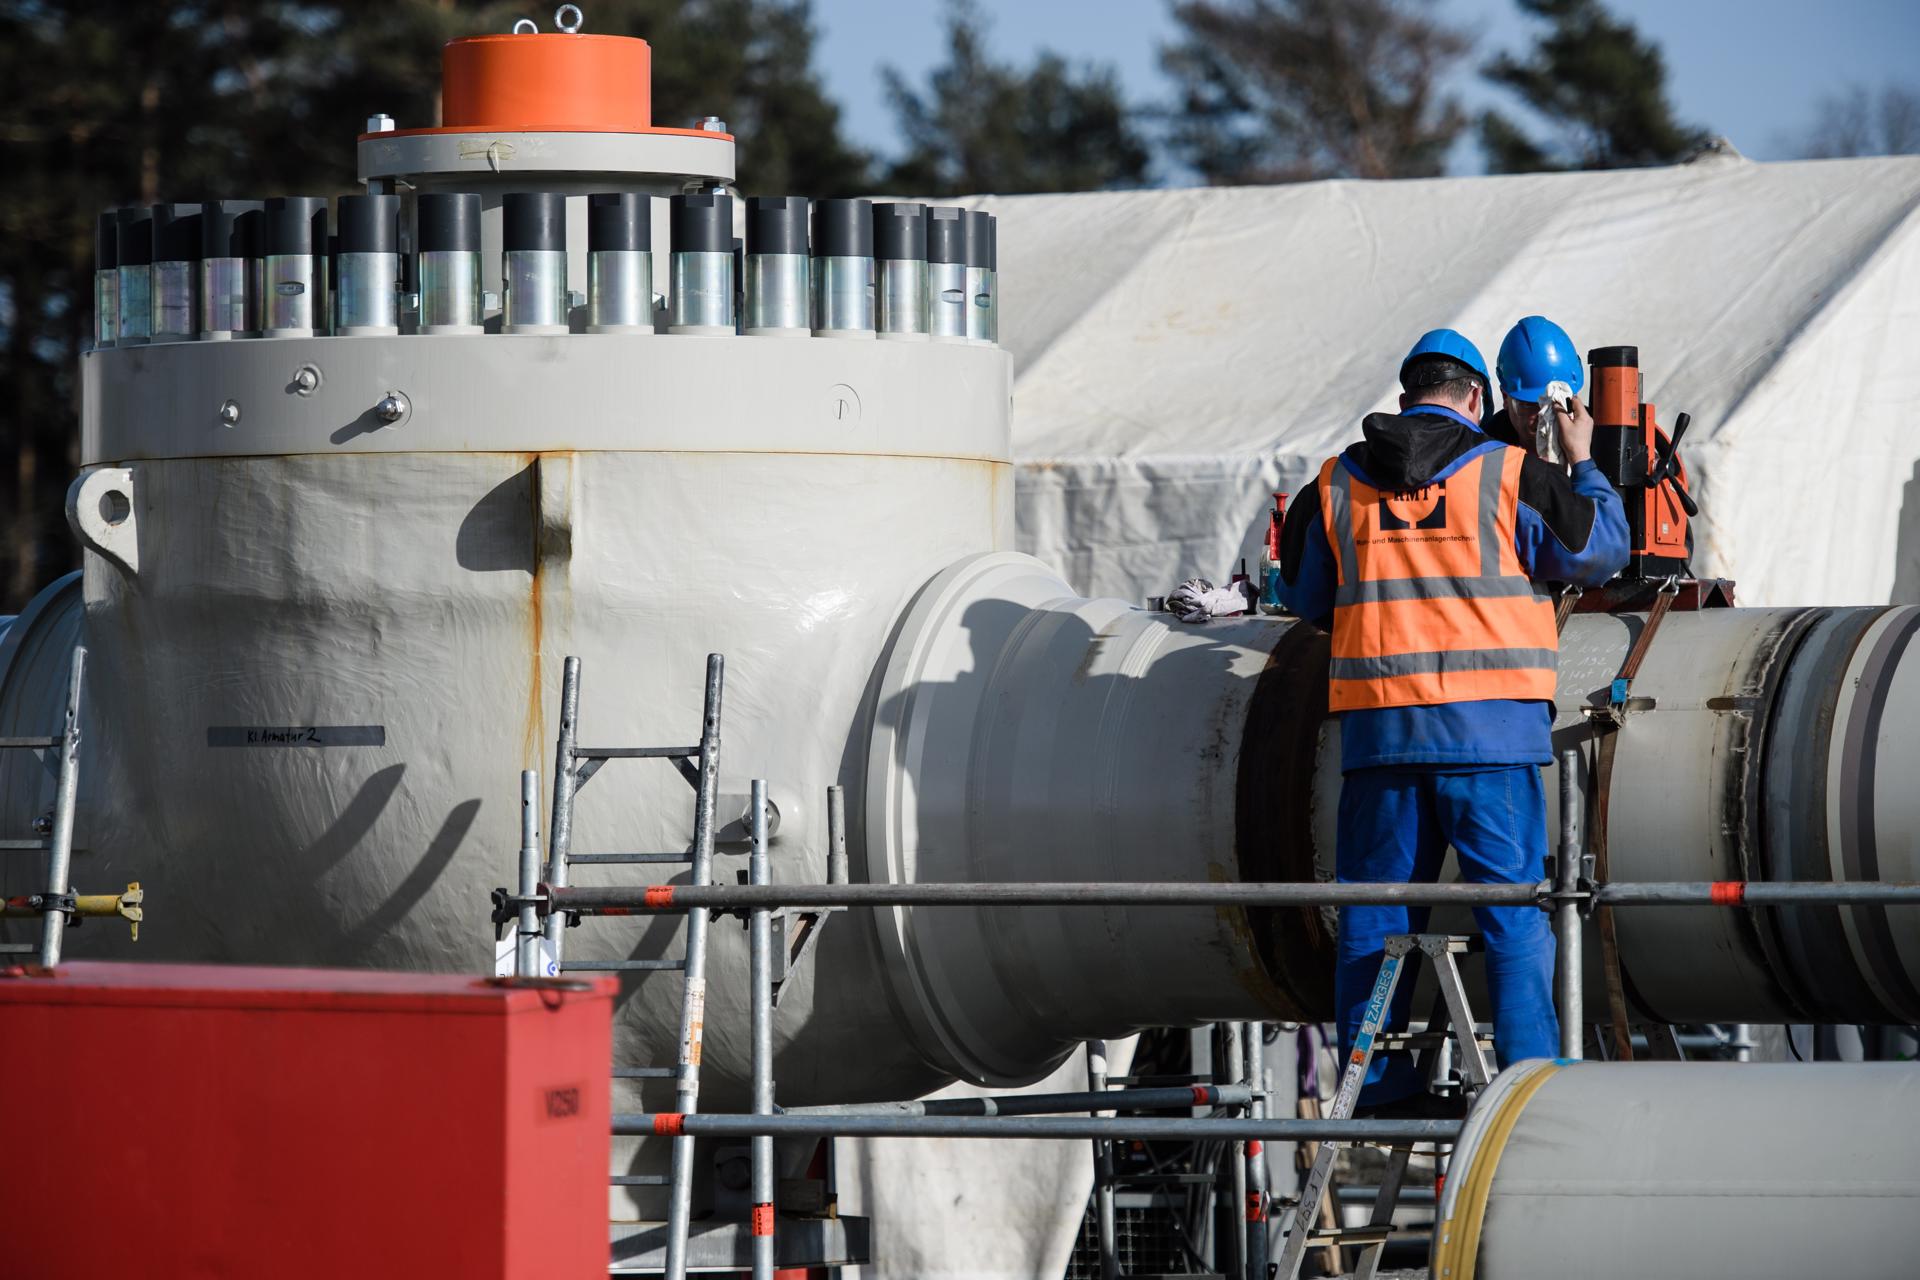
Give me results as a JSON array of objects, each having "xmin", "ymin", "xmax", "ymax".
[{"xmin": 1317, "ymin": 447, "xmax": 1558, "ymax": 711}]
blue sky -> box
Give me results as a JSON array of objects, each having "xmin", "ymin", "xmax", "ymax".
[{"xmin": 813, "ymin": 0, "xmax": 1920, "ymax": 175}]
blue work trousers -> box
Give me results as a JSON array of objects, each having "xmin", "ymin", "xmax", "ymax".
[{"xmin": 1335, "ymin": 765, "xmax": 1559, "ymax": 1105}]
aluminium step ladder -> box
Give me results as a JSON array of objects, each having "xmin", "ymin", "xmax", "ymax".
[
  {"xmin": 532, "ymin": 652, "xmax": 726, "ymax": 1280},
  {"xmin": 1275, "ymin": 934, "xmax": 1494, "ymax": 1280}
]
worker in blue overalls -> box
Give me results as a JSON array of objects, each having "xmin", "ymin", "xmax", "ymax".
[{"xmin": 1277, "ymin": 327, "xmax": 1629, "ymax": 1116}]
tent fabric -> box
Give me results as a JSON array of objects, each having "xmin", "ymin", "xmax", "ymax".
[{"xmin": 976, "ymin": 153, "xmax": 1920, "ymax": 608}]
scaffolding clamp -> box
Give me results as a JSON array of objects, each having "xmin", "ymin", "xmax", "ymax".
[
  {"xmin": 1542, "ymin": 867, "xmax": 1597, "ymax": 917},
  {"xmin": 5, "ymin": 889, "xmax": 74, "ymax": 920},
  {"xmin": 490, "ymin": 886, "xmax": 551, "ymax": 939}
]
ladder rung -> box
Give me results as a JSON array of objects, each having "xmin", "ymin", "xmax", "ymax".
[
  {"xmin": 0, "ymin": 943, "xmax": 37, "ymax": 953},
  {"xmin": 574, "ymin": 746, "xmax": 700, "ymax": 760},
  {"xmin": 614, "ymin": 1067, "xmax": 677, "ymax": 1080},
  {"xmin": 1306, "ymin": 1227, "xmax": 1394, "ymax": 1246},
  {"xmin": 612, "ymin": 1174, "xmax": 669, "ymax": 1187},
  {"xmin": 0, "ymin": 839, "xmax": 50, "ymax": 851},
  {"xmin": 1375, "ymin": 1030, "xmax": 1492, "ymax": 1049},
  {"xmin": 0, "ymin": 737, "xmax": 56, "ymax": 750},
  {"xmin": 1111, "ymin": 1172, "xmax": 1218, "ymax": 1186},
  {"xmin": 566, "ymin": 853, "xmax": 692, "ymax": 865},
  {"xmin": 562, "ymin": 959, "xmax": 686, "ymax": 972}
]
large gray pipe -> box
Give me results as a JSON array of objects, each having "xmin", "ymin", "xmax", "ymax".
[
  {"xmin": 865, "ymin": 554, "xmax": 1920, "ymax": 1081},
  {"xmin": 1433, "ymin": 1061, "xmax": 1920, "ymax": 1277}
]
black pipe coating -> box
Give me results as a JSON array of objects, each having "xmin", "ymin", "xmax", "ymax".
[
  {"xmin": 96, "ymin": 211, "xmax": 120, "ymax": 271},
  {"xmin": 927, "ymin": 207, "xmax": 967, "ymax": 265},
  {"xmin": 671, "ymin": 192, "xmax": 733, "ymax": 254},
  {"xmin": 116, "ymin": 207, "xmax": 154, "ymax": 267},
  {"xmin": 874, "ymin": 203, "xmax": 928, "ymax": 262},
  {"xmin": 747, "ymin": 196, "xmax": 809, "ymax": 256},
  {"xmin": 812, "ymin": 198, "xmax": 873, "ymax": 257},
  {"xmin": 417, "ymin": 193, "xmax": 482, "ymax": 254},
  {"xmin": 503, "ymin": 192, "xmax": 566, "ymax": 252},
  {"xmin": 965, "ymin": 209, "xmax": 995, "ymax": 269},
  {"xmin": 263, "ymin": 197, "xmax": 329, "ymax": 256},
  {"xmin": 201, "ymin": 200, "xmax": 265, "ymax": 259},
  {"xmin": 152, "ymin": 203, "xmax": 202, "ymax": 263},
  {"xmin": 336, "ymin": 193, "xmax": 399, "ymax": 254},
  {"xmin": 588, "ymin": 192, "xmax": 650, "ymax": 252}
]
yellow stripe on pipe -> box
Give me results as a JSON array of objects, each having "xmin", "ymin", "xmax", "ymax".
[{"xmin": 1430, "ymin": 1061, "xmax": 1562, "ymax": 1280}]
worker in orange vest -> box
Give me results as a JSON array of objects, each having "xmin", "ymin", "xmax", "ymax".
[{"xmin": 1277, "ymin": 328, "xmax": 1628, "ymax": 1115}]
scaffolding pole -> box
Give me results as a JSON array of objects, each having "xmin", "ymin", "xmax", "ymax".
[
  {"xmin": 1554, "ymin": 745, "xmax": 1585, "ymax": 1060},
  {"xmin": 617, "ymin": 1114, "xmax": 1462, "ymax": 1142},
  {"xmin": 541, "ymin": 878, "xmax": 1920, "ymax": 914},
  {"xmin": 749, "ymin": 780, "xmax": 774, "ymax": 1280},
  {"xmin": 1086, "ymin": 1039, "xmax": 1119, "ymax": 1280},
  {"xmin": 784, "ymin": 1083, "xmax": 1254, "ymax": 1119}
]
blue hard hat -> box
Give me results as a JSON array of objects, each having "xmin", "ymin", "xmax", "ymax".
[
  {"xmin": 1496, "ymin": 316, "xmax": 1585, "ymax": 402},
  {"xmin": 1400, "ymin": 328, "xmax": 1491, "ymax": 390}
]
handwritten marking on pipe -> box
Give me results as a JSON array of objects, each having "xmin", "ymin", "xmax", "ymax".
[{"xmin": 206, "ymin": 725, "xmax": 386, "ymax": 748}]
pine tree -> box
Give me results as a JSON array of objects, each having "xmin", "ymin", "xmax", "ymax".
[
  {"xmin": 1160, "ymin": 0, "xmax": 1473, "ymax": 184},
  {"xmin": 1479, "ymin": 0, "xmax": 1711, "ymax": 173},
  {"xmin": 1795, "ymin": 84, "xmax": 1920, "ymax": 159},
  {"xmin": 881, "ymin": 0, "xmax": 1150, "ymax": 196}
]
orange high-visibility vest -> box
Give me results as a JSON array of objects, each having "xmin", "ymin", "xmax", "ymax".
[{"xmin": 1315, "ymin": 447, "xmax": 1558, "ymax": 711}]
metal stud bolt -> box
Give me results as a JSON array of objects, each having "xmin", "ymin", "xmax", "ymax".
[
  {"xmin": 375, "ymin": 391, "xmax": 410, "ymax": 424},
  {"xmin": 218, "ymin": 399, "xmax": 241, "ymax": 427}
]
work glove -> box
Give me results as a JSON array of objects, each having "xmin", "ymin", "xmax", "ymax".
[{"xmin": 1168, "ymin": 578, "xmax": 1252, "ymax": 623}]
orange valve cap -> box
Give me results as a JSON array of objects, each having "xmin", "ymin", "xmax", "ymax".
[{"xmin": 441, "ymin": 33, "xmax": 652, "ymax": 133}]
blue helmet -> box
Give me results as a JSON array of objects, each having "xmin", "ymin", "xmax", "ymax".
[
  {"xmin": 1399, "ymin": 328, "xmax": 1491, "ymax": 391},
  {"xmin": 1496, "ymin": 316, "xmax": 1584, "ymax": 402}
]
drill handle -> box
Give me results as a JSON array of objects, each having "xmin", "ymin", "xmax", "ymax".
[{"xmin": 1651, "ymin": 412, "xmax": 1699, "ymax": 518}]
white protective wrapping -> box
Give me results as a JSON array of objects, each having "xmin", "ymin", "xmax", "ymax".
[
  {"xmin": 840, "ymin": 1038, "xmax": 1136, "ymax": 1280},
  {"xmin": 979, "ymin": 153, "xmax": 1920, "ymax": 606}
]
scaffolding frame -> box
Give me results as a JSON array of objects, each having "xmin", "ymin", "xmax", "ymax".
[
  {"xmin": 494, "ymin": 742, "xmax": 1920, "ymax": 1279},
  {"xmin": 0, "ymin": 647, "xmax": 141, "ymax": 966}
]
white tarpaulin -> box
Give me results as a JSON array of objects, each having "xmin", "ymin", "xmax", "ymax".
[
  {"xmin": 839, "ymin": 1038, "xmax": 1137, "ymax": 1279},
  {"xmin": 979, "ymin": 153, "xmax": 1920, "ymax": 607}
]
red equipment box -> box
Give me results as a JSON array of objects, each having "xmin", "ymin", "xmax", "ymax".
[{"xmin": 0, "ymin": 961, "xmax": 614, "ymax": 1279}]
